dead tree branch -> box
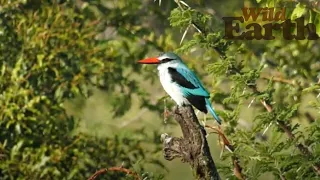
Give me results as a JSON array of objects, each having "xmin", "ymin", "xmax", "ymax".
[{"xmin": 161, "ymin": 105, "xmax": 220, "ymax": 180}]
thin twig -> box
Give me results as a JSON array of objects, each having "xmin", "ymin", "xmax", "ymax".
[
  {"xmin": 260, "ymin": 100, "xmax": 272, "ymax": 113},
  {"xmin": 118, "ymin": 109, "xmax": 148, "ymax": 128},
  {"xmin": 180, "ymin": 24, "xmax": 190, "ymax": 45},
  {"xmin": 173, "ymin": 0, "xmax": 225, "ymax": 58},
  {"xmin": 205, "ymin": 125, "xmax": 233, "ymax": 151},
  {"xmin": 63, "ymin": 135, "xmax": 82, "ymax": 151},
  {"xmin": 233, "ymin": 158, "xmax": 245, "ymax": 180},
  {"xmin": 205, "ymin": 125, "xmax": 245, "ymax": 180},
  {"xmin": 261, "ymin": 75, "xmax": 296, "ymax": 86},
  {"xmin": 88, "ymin": 166, "xmax": 141, "ymax": 180}
]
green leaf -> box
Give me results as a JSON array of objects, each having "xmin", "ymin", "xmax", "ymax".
[{"xmin": 291, "ymin": 3, "xmax": 307, "ymax": 20}]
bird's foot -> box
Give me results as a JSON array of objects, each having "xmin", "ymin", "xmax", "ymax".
[{"xmin": 163, "ymin": 107, "xmax": 172, "ymax": 124}]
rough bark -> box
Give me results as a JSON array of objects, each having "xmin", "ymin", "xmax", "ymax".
[{"xmin": 161, "ymin": 105, "xmax": 220, "ymax": 180}]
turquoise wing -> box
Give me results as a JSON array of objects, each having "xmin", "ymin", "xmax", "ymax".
[{"xmin": 170, "ymin": 66, "xmax": 210, "ymax": 97}]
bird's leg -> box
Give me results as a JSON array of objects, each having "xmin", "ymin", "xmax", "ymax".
[{"xmin": 195, "ymin": 110, "xmax": 200, "ymax": 116}]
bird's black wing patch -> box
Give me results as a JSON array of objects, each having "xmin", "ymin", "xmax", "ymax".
[
  {"xmin": 168, "ymin": 67, "xmax": 197, "ymax": 89},
  {"xmin": 186, "ymin": 95, "xmax": 207, "ymax": 113},
  {"xmin": 168, "ymin": 67, "xmax": 206, "ymax": 112}
]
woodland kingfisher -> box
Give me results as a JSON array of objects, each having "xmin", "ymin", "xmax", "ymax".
[{"xmin": 138, "ymin": 52, "xmax": 222, "ymax": 125}]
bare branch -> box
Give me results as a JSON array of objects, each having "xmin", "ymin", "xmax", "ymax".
[
  {"xmin": 205, "ymin": 125, "xmax": 246, "ymax": 180},
  {"xmin": 88, "ymin": 166, "xmax": 141, "ymax": 180}
]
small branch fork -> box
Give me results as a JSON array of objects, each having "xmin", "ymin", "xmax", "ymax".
[
  {"xmin": 205, "ymin": 125, "xmax": 245, "ymax": 180},
  {"xmin": 88, "ymin": 166, "xmax": 141, "ymax": 180}
]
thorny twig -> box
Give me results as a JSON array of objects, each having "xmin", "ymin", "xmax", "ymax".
[
  {"xmin": 205, "ymin": 125, "xmax": 233, "ymax": 152},
  {"xmin": 88, "ymin": 166, "xmax": 141, "ymax": 180},
  {"xmin": 174, "ymin": 0, "xmax": 225, "ymax": 57},
  {"xmin": 205, "ymin": 125, "xmax": 245, "ymax": 180}
]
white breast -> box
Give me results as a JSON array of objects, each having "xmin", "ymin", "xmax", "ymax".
[{"xmin": 157, "ymin": 63, "xmax": 189, "ymax": 106}]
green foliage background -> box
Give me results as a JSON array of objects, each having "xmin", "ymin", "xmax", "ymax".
[{"xmin": 0, "ymin": 0, "xmax": 319, "ymax": 179}]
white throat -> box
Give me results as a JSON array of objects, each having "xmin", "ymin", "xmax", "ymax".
[{"xmin": 157, "ymin": 62, "xmax": 189, "ymax": 106}]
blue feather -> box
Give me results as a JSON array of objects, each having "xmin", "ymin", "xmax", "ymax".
[
  {"xmin": 175, "ymin": 66, "xmax": 210, "ymax": 97},
  {"xmin": 205, "ymin": 98, "xmax": 222, "ymax": 125},
  {"xmin": 169, "ymin": 64, "xmax": 222, "ymax": 124}
]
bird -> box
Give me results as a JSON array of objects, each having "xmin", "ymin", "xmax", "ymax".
[{"xmin": 138, "ymin": 52, "xmax": 222, "ymax": 125}]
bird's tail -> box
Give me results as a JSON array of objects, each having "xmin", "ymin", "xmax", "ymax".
[{"xmin": 205, "ymin": 98, "xmax": 222, "ymax": 125}]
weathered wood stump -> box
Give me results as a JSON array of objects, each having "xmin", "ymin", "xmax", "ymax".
[{"xmin": 161, "ymin": 105, "xmax": 220, "ymax": 180}]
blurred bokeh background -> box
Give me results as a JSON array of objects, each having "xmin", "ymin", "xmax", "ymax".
[{"xmin": 1, "ymin": 0, "xmax": 320, "ymax": 179}]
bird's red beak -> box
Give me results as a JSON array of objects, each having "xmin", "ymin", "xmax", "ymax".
[{"xmin": 138, "ymin": 57, "xmax": 160, "ymax": 64}]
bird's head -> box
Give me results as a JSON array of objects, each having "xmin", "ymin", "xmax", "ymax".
[{"xmin": 138, "ymin": 52, "xmax": 182, "ymax": 65}]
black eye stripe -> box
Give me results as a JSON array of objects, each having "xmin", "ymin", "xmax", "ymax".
[{"xmin": 160, "ymin": 58, "xmax": 173, "ymax": 63}]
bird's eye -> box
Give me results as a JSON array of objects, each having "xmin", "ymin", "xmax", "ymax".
[{"xmin": 161, "ymin": 58, "xmax": 173, "ymax": 63}]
